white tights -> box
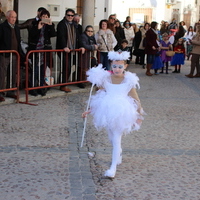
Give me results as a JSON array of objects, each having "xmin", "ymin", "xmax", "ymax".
[{"xmin": 104, "ymin": 129, "xmax": 122, "ymax": 178}]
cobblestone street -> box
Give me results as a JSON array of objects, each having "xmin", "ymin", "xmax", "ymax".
[{"xmin": 0, "ymin": 61, "xmax": 200, "ymax": 200}]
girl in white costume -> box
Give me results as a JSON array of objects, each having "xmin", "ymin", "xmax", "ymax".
[{"xmin": 82, "ymin": 51, "xmax": 144, "ymax": 178}]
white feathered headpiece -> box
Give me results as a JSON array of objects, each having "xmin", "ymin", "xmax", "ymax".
[{"xmin": 108, "ymin": 51, "xmax": 130, "ymax": 61}]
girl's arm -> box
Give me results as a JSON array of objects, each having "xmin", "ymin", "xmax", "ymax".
[
  {"xmin": 160, "ymin": 45, "xmax": 169, "ymax": 50},
  {"xmin": 82, "ymin": 110, "xmax": 91, "ymax": 118},
  {"xmin": 82, "ymin": 86, "xmax": 105, "ymax": 118},
  {"xmin": 128, "ymin": 88, "xmax": 143, "ymax": 114}
]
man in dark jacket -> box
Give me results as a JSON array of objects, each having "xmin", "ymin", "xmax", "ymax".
[
  {"xmin": 18, "ymin": 7, "xmax": 46, "ymax": 33},
  {"xmin": 56, "ymin": 8, "xmax": 84, "ymax": 92},
  {"xmin": 0, "ymin": 10, "xmax": 22, "ymax": 102},
  {"xmin": 73, "ymin": 13, "xmax": 83, "ymax": 36}
]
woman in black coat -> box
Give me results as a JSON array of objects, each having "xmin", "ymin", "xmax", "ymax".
[
  {"xmin": 133, "ymin": 23, "xmax": 150, "ymax": 67},
  {"xmin": 174, "ymin": 25, "xmax": 185, "ymax": 46},
  {"xmin": 79, "ymin": 25, "xmax": 98, "ymax": 88},
  {"xmin": 114, "ymin": 20, "xmax": 125, "ymax": 51}
]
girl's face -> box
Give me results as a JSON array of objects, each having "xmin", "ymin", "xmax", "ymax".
[
  {"xmin": 163, "ymin": 35, "xmax": 169, "ymax": 41},
  {"xmin": 178, "ymin": 39, "xmax": 183, "ymax": 44},
  {"xmin": 101, "ymin": 22, "xmax": 107, "ymax": 30},
  {"xmin": 121, "ymin": 42, "xmax": 128, "ymax": 49},
  {"xmin": 125, "ymin": 22, "xmax": 130, "ymax": 28},
  {"xmin": 144, "ymin": 24, "xmax": 149, "ymax": 30},
  {"xmin": 111, "ymin": 60, "xmax": 126, "ymax": 76},
  {"xmin": 115, "ymin": 21, "xmax": 120, "ymax": 27},
  {"xmin": 41, "ymin": 14, "xmax": 49, "ymax": 20}
]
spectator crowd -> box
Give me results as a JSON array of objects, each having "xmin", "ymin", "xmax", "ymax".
[{"xmin": 0, "ymin": 5, "xmax": 200, "ymax": 102}]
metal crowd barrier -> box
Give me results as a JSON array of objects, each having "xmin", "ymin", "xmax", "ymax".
[
  {"xmin": 0, "ymin": 50, "xmax": 20, "ymax": 103},
  {"xmin": 21, "ymin": 49, "xmax": 99, "ymax": 105}
]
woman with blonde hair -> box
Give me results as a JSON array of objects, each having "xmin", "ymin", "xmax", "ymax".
[{"xmin": 185, "ymin": 25, "xmax": 200, "ymax": 78}]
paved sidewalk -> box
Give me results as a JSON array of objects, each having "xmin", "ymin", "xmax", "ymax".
[{"xmin": 0, "ymin": 61, "xmax": 200, "ymax": 200}]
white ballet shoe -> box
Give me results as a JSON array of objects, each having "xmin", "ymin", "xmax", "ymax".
[{"xmin": 104, "ymin": 168, "xmax": 116, "ymax": 178}]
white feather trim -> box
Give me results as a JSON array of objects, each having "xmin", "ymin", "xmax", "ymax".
[
  {"xmin": 108, "ymin": 51, "xmax": 130, "ymax": 61},
  {"xmin": 125, "ymin": 71, "xmax": 140, "ymax": 89},
  {"xmin": 86, "ymin": 64, "xmax": 110, "ymax": 87}
]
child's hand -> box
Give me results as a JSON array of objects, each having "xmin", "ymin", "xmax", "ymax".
[
  {"xmin": 82, "ymin": 111, "xmax": 91, "ymax": 118},
  {"xmin": 136, "ymin": 118, "xmax": 142, "ymax": 126}
]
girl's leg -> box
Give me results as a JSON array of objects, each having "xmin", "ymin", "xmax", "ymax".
[
  {"xmin": 154, "ymin": 69, "xmax": 158, "ymax": 74},
  {"xmin": 177, "ymin": 65, "xmax": 181, "ymax": 73},
  {"xmin": 105, "ymin": 130, "xmax": 122, "ymax": 178},
  {"xmin": 172, "ymin": 65, "xmax": 178, "ymax": 73},
  {"xmin": 166, "ymin": 62, "xmax": 169, "ymax": 74},
  {"xmin": 160, "ymin": 62, "xmax": 164, "ymax": 73}
]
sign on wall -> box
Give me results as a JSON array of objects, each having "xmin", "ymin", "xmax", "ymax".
[{"xmin": 47, "ymin": 4, "xmax": 60, "ymax": 16}]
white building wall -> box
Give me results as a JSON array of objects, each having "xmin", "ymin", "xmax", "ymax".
[
  {"xmin": 110, "ymin": 0, "xmax": 129, "ymax": 22},
  {"xmin": 18, "ymin": 0, "xmax": 77, "ymax": 21},
  {"xmin": 94, "ymin": 0, "xmax": 106, "ymax": 28},
  {"xmin": 107, "ymin": 0, "xmax": 166, "ymax": 24}
]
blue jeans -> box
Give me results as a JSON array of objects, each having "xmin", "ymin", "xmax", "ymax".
[{"xmin": 100, "ymin": 52, "xmax": 110, "ymax": 70}]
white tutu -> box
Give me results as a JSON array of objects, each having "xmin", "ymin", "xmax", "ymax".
[{"xmin": 87, "ymin": 66, "xmax": 143, "ymax": 135}]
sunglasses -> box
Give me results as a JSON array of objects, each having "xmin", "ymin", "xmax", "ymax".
[
  {"xmin": 87, "ymin": 30, "xmax": 94, "ymax": 32},
  {"xmin": 66, "ymin": 14, "xmax": 74, "ymax": 17},
  {"xmin": 110, "ymin": 17, "xmax": 116, "ymax": 20}
]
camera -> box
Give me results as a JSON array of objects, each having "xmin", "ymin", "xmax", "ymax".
[{"xmin": 41, "ymin": 18, "xmax": 50, "ymax": 24}]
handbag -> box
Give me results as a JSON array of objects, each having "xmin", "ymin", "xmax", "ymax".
[
  {"xmin": 45, "ymin": 66, "xmax": 54, "ymax": 85},
  {"xmin": 101, "ymin": 35, "xmax": 110, "ymax": 51},
  {"xmin": 166, "ymin": 50, "xmax": 175, "ymax": 57}
]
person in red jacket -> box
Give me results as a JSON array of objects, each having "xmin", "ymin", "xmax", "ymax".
[{"xmin": 171, "ymin": 38, "xmax": 185, "ymax": 73}]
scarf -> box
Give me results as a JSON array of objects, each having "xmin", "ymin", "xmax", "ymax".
[{"xmin": 65, "ymin": 20, "xmax": 76, "ymax": 50}]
